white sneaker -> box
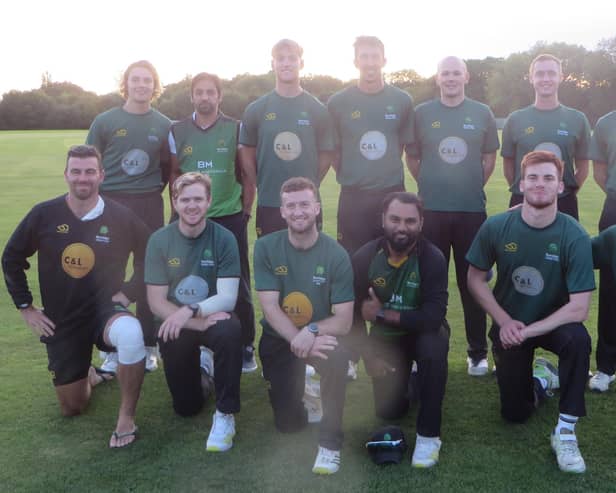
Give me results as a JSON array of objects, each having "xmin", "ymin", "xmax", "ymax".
[
  {"xmin": 551, "ymin": 429, "xmax": 586, "ymax": 473},
  {"xmin": 200, "ymin": 347, "xmax": 215, "ymax": 378},
  {"xmin": 206, "ymin": 410, "xmax": 235, "ymax": 452},
  {"xmin": 533, "ymin": 357, "xmax": 559, "ymax": 390},
  {"xmin": 411, "ymin": 434, "xmax": 442, "ymax": 468},
  {"xmin": 312, "ymin": 446, "xmax": 341, "ymax": 474},
  {"xmin": 467, "ymin": 357, "xmax": 489, "ymax": 376},
  {"xmin": 306, "ymin": 364, "xmax": 316, "ymax": 378},
  {"xmin": 145, "ymin": 346, "xmax": 159, "ymax": 372},
  {"xmin": 347, "ymin": 361, "xmax": 358, "ymax": 381},
  {"xmin": 100, "ymin": 351, "xmax": 119, "ymax": 374},
  {"xmin": 588, "ymin": 371, "xmax": 615, "ymax": 392}
]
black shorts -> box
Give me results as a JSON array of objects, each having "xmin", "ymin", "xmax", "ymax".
[{"xmin": 45, "ymin": 305, "xmax": 131, "ymax": 386}]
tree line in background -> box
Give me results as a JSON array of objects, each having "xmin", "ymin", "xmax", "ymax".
[{"xmin": 1, "ymin": 39, "xmax": 615, "ymax": 130}]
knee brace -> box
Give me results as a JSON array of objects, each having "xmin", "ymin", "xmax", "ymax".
[{"xmin": 108, "ymin": 316, "xmax": 146, "ymax": 365}]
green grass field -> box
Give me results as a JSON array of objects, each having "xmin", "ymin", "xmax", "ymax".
[{"xmin": 1, "ymin": 130, "xmax": 614, "ymax": 492}]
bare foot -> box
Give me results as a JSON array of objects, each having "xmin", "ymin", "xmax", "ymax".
[{"xmin": 88, "ymin": 366, "xmax": 114, "ymax": 387}]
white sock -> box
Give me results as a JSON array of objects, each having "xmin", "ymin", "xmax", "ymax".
[{"xmin": 555, "ymin": 414, "xmax": 578, "ymax": 436}]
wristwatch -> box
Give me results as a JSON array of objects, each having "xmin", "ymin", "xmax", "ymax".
[
  {"xmin": 307, "ymin": 322, "xmax": 319, "ymax": 336},
  {"xmin": 375, "ymin": 308, "xmax": 386, "ymax": 324},
  {"xmin": 188, "ymin": 303, "xmax": 200, "ymax": 318}
]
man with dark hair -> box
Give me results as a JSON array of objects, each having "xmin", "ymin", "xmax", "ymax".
[
  {"xmin": 502, "ymin": 54, "xmax": 591, "ymax": 219},
  {"xmin": 328, "ymin": 36, "xmax": 415, "ymax": 255},
  {"xmin": 254, "ymin": 177, "xmax": 354, "ymax": 474},
  {"xmin": 239, "ymin": 39, "xmax": 335, "ymax": 238},
  {"xmin": 2, "ymin": 144, "xmax": 148, "ymax": 448},
  {"xmin": 352, "ymin": 191, "xmax": 449, "ymax": 467},
  {"xmin": 407, "ymin": 55, "xmax": 499, "ymax": 376},
  {"xmin": 145, "ymin": 172, "xmax": 242, "ymax": 452},
  {"xmin": 87, "ymin": 59, "xmax": 172, "ymax": 372},
  {"xmin": 169, "ymin": 71, "xmax": 257, "ymax": 373},
  {"xmin": 467, "ymin": 150, "xmax": 594, "ymax": 473}
]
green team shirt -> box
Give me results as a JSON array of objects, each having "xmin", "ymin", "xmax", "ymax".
[
  {"xmin": 466, "ymin": 209, "xmax": 595, "ymax": 326},
  {"xmin": 592, "ymin": 225, "xmax": 616, "ymax": 278},
  {"xmin": 407, "ymin": 98, "xmax": 499, "ymax": 212},
  {"xmin": 327, "ymin": 84, "xmax": 414, "ymax": 190},
  {"xmin": 144, "ymin": 220, "xmax": 240, "ymax": 312},
  {"xmin": 170, "ymin": 113, "xmax": 242, "ymax": 218},
  {"xmin": 239, "ymin": 90, "xmax": 335, "ymax": 207},
  {"xmin": 590, "ymin": 111, "xmax": 616, "ymax": 194},
  {"xmin": 253, "ymin": 231, "xmax": 354, "ymax": 338},
  {"xmin": 86, "ymin": 107, "xmax": 172, "ymax": 193},
  {"xmin": 501, "ymin": 104, "xmax": 591, "ymax": 196}
]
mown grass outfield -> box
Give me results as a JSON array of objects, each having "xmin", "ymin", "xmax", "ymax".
[{"xmin": 1, "ymin": 130, "xmax": 615, "ymax": 492}]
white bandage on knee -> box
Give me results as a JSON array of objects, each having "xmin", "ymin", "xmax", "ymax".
[{"xmin": 108, "ymin": 316, "xmax": 146, "ymax": 365}]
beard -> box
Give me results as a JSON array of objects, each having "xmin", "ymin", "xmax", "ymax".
[
  {"xmin": 196, "ymin": 101, "xmax": 216, "ymax": 116},
  {"xmin": 525, "ymin": 192, "xmax": 557, "ymax": 210},
  {"xmin": 287, "ymin": 214, "xmax": 316, "ymax": 235},
  {"xmin": 385, "ymin": 228, "xmax": 419, "ymax": 253}
]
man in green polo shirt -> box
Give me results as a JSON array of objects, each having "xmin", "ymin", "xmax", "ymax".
[
  {"xmin": 254, "ymin": 177, "xmax": 354, "ymax": 474},
  {"xmin": 407, "ymin": 56, "xmax": 499, "ymax": 377},
  {"xmin": 169, "ymin": 72, "xmax": 257, "ymax": 373},
  {"xmin": 467, "ymin": 150, "xmax": 594, "ymax": 474},
  {"xmin": 239, "ymin": 39, "xmax": 335, "ymax": 237},
  {"xmin": 501, "ymin": 54, "xmax": 591, "ymax": 219},
  {"xmin": 589, "ymin": 110, "xmax": 616, "ymax": 390},
  {"xmin": 328, "ymin": 36, "xmax": 415, "ymax": 255},
  {"xmin": 87, "ymin": 60, "xmax": 172, "ymax": 372}
]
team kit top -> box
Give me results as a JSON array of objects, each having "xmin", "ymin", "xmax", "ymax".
[
  {"xmin": 253, "ymin": 231, "xmax": 354, "ymax": 338},
  {"xmin": 86, "ymin": 107, "xmax": 172, "ymax": 193},
  {"xmin": 2, "ymin": 196, "xmax": 149, "ymax": 339},
  {"xmin": 239, "ymin": 90, "xmax": 336, "ymax": 207},
  {"xmin": 407, "ymin": 98, "xmax": 500, "ymax": 212},
  {"xmin": 170, "ymin": 113, "xmax": 242, "ymax": 218},
  {"xmin": 327, "ymin": 84, "xmax": 414, "ymax": 190},
  {"xmin": 466, "ymin": 209, "xmax": 595, "ymax": 326},
  {"xmin": 352, "ymin": 237, "xmax": 448, "ymax": 338},
  {"xmin": 144, "ymin": 220, "xmax": 240, "ymax": 318},
  {"xmin": 590, "ymin": 110, "xmax": 616, "ymax": 194},
  {"xmin": 592, "ymin": 225, "xmax": 616, "ymax": 278},
  {"xmin": 501, "ymin": 104, "xmax": 591, "ymax": 197}
]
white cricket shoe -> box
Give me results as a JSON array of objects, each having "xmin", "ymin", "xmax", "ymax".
[
  {"xmin": 206, "ymin": 410, "xmax": 235, "ymax": 452},
  {"xmin": 467, "ymin": 357, "xmax": 489, "ymax": 376},
  {"xmin": 588, "ymin": 371, "xmax": 615, "ymax": 392},
  {"xmin": 551, "ymin": 429, "xmax": 586, "ymax": 473},
  {"xmin": 312, "ymin": 446, "xmax": 341, "ymax": 474},
  {"xmin": 411, "ymin": 434, "xmax": 442, "ymax": 468},
  {"xmin": 200, "ymin": 346, "xmax": 215, "ymax": 377}
]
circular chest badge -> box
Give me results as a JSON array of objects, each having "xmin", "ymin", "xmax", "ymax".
[
  {"xmin": 121, "ymin": 149, "xmax": 150, "ymax": 175},
  {"xmin": 273, "ymin": 132, "xmax": 302, "ymax": 161},
  {"xmin": 359, "ymin": 131, "xmax": 387, "ymax": 160},
  {"xmin": 282, "ymin": 291, "xmax": 314, "ymax": 327},
  {"xmin": 438, "ymin": 136, "xmax": 468, "ymax": 164},
  {"xmin": 512, "ymin": 266, "xmax": 544, "ymax": 296},
  {"xmin": 175, "ymin": 275, "xmax": 209, "ymax": 305},
  {"xmin": 62, "ymin": 243, "xmax": 95, "ymax": 279},
  {"xmin": 534, "ymin": 142, "xmax": 562, "ymax": 160}
]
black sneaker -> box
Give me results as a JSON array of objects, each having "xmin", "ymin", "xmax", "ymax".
[{"xmin": 242, "ymin": 346, "xmax": 258, "ymax": 373}]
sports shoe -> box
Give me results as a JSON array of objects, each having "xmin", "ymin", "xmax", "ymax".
[
  {"xmin": 312, "ymin": 446, "xmax": 341, "ymax": 474},
  {"xmin": 467, "ymin": 357, "xmax": 489, "ymax": 376},
  {"xmin": 306, "ymin": 364, "xmax": 316, "ymax": 378},
  {"xmin": 551, "ymin": 429, "xmax": 586, "ymax": 473},
  {"xmin": 200, "ymin": 347, "xmax": 215, "ymax": 378},
  {"xmin": 206, "ymin": 410, "xmax": 235, "ymax": 452},
  {"xmin": 533, "ymin": 357, "xmax": 559, "ymax": 390},
  {"xmin": 347, "ymin": 361, "xmax": 358, "ymax": 381},
  {"xmin": 411, "ymin": 434, "xmax": 442, "ymax": 468},
  {"xmin": 145, "ymin": 346, "xmax": 159, "ymax": 372},
  {"xmin": 588, "ymin": 371, "xmax": 615, "ymax": 392},
  {"xmin": 100, "ymin": 351, "xmax": 119, "ymax": 374},
  {"xmin": 242, "ymin": 345, "xmax": 258, "ymax": 373}
]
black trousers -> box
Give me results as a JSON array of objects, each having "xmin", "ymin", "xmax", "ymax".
[
  {"xmin": 337, "ymin": 184, "xmax": 405, "ymax": 256},
  {"xmin": 597, "ymin": 193, "xmax": 616, "ymax": 374},
  {"xmin": 259, "ymin": 331, "xmax": 350, "ymax": 450},
  {"xmin": 158, "ymin": 315, "xmax": 242, "ymax": 417},
  {"xmin": 422, "ymin": 210, "xmax": 487, "ymax": 360},
  {"xmin": 490, "ymin": 322, "xmax": 590, "ymax": 423},
  {"xmin": 509, "ymin": 192, "xmax": 579, "ymax": 220},
  {"xmin": 369, "ymin": 323, "xmax": 449, "ymax": 437},
  {"xmin": 103, "ymin": 190, "xmax": 162, "ymax": 346},
  {"xmin": 211, "ymin": 212, "xmax": 256, "ymax": 347}
]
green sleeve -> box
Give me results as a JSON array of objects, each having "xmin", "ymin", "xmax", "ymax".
[
  {"xmin": 144, "ymin": 231, "xmax": 168, "ymax": 285},
  {"xmin": 399, "ymin": 96, "xmax": 415, "ymax": 148},
  {"xmin": 466, "ymin": 219, "xmax": 495, "ymax": 271},
  {"xmin": 217, "ymin": 229, "xmax": 241, "ymax": 278},
  {"xmin": 565, "ymin": 234, "xmax": 595, "ymax": 293},
  {"xmin": 239, "ymin": 102, "xmax": 259, "ymax": 147},
  {"xmin": 86, "ymin": 115, "xmax": 106, "ymax": 152},
  {"xmin": 315, "ymin": 106, "xmax": 336, "ymax": 152},
  {"xmin": 576, "ymin": 114, "xmax": 592, "ymax": 160},
  {"xmin": 253, "ymin": 238, "xmax": 279, "ymax": 291},
  {"xmin": 500, "ymin": 114, "xmax": 515, "ymax": 158},
  {"xmin": 330, "ymin": 248, "xmax": 355, "ymax": 305},
  {"xmin": 590, "ymin": 126, "xmax": 607, "ymax": 162},
  {"xmin": 483, "ymin": 108, "xmax": 500, "ymax": 153}
]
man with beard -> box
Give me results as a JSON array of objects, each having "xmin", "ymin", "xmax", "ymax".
[
  {"xmin": 169, "ymin": 72, "xmax": 257, "ymax": 373},
  {"xmin": 467, "ymin": 150, "xmax": 594, "ymax": 473},
  {"xmin": 239, "ymin": 39, "xmax": 335, "ymax": 238},
  {"xmin": 2, "ymin": 145, "xmax": 147, "ymax": 448},
  {"xmin": 501, "ymin": 54, "xmax": 591, "ymax": 219},
  {"xmin": 253, "ymin": 177, "xmax": 354, "ymax": 474},
  {"xmin": 351, "ymin": 191, "xmax": 449, "ymax": 468},
  {"xmin": 87, "ymin": 60, "xmax": 172, "ymax": 372},
  {"xmin": 407, "ymin": 56, "xmax": 499, "ymax": 377},
  {"xmin": 145, "ymin": 172, "xmax": 242, "ymax": 451}
]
